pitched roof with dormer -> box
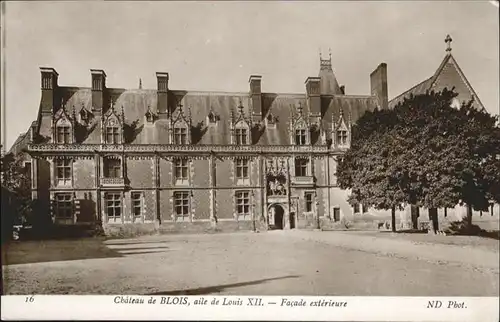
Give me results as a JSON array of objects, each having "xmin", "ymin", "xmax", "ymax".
[
  {"xmin": 388, "ymin": 35, "xmax": 485, "ymax": 111},
  {"xmin": 33, "ymin": 58, "xmax": 379, "ymax": 147}
]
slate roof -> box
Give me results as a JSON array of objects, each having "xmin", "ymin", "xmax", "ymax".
[
  {"xmin": 34, "ymin": 58, "xmax": 379, "ymax": 146},
  {"xmin": 8, "ymin": 122, "xmax": 34, "ymax": 156},
  {"xmin": 388, "ymin": 53, "xmax": 485, "ymax": 111},
  {"xmin": 38, "ymin": 87, "xmax": 378, "ymax": 146},
  {"xmin": 319, "ymin": 58, "xmax": 343, "ymax": 95}
]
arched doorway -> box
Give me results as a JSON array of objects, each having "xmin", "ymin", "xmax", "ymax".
[
  {"xmin": 274, "ymin": 204, "xmax": 284, "ymax": 229},
  {"xmin": 268, "ymin": 204, "xmax": 286, "ymax": 230}
]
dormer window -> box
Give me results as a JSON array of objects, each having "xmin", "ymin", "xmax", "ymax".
[
  {"xmin": 171, "ymin": 103, "xmax": 192, "ymax": 145},
  {"xmin": 295, "ymin": 129, "xmax": 307, "ymax": 145},
  {"xmin": 290, "ymin": 103, "xmax": 310, "ymax": 146},
  {"xmin": 79, "ymin": 107, "xmax": 93, "ymax": 126},
  {"xmin": 102, "ymin": 104, "xmax": 123, "ymax": 144},
  {"xmin": 174, "ymin": 127, "xmax": 188, "ymax": 145},
  {"xmin": 333, "ymin": 108, "xmax": 350, "ymax": 148},
  {"xmin": 56, "ymin": 125, "xmax": 71, "ymax": 144},
  {"xmin": 235, "ymin": 128, "xmax": 248, "ymax": 145},
  {"xmin": 337, "ymin": 129, "xmax": 348, "ymax": 146},
  {"xmin": 207, "ymin": 110, "xmax": 219, "ymax": 125},
  {"xmin": 231, "ymin": 101, "xmax": 251, "ymax": 145},
  {"xmin": 266, "ymin": 113, "xmax": 277, "ymax": 128},
  {"xmin": 106, "ymin": 125, "xmax": 120, "ymax": 144},
  {"xmin": 144, "ymin": 106, "xmax": 157, "ymax": 124}
]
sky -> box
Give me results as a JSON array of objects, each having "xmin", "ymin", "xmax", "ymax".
[{"xmin": 1, "ymin": 1, "xmax": 499, "ymax": 150}]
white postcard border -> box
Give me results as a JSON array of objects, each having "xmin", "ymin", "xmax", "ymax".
[{"xmin": 1, "ymin": 295, "xmax": 499, "ymax": 321}]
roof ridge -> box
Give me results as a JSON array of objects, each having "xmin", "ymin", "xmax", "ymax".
[
  {"xmin": 442, "ymin": 54, "xmax": 486, "ymax": 111},
  {"xmin": 389, "ymin": 76, "xmax": 433, "ymax": 104}
]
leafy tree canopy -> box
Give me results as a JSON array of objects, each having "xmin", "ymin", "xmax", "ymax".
[{"xmin": 338, "ymin": 88, "xmax": 500, "ymax": 215}]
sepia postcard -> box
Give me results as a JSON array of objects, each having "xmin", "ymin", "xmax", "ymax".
[{"xmin": 1, "ymin": 1, "xmax": 499, "ymax": 321}]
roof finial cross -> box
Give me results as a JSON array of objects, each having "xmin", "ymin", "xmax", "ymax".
[{"xmin": 445, "ymin": 34, "xmax": 452, "ymax": 53}]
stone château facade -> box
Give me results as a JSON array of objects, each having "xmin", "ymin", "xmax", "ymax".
[
  {"xmin": 24, "ymin": 53, "xmax": 385, "ymax": 234},
  {"xmin": 19, "ymin": 36, "xmax": 498, "ymax": 235}
]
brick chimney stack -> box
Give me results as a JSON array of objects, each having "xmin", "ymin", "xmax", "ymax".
[
  {"xmin": 91, "ymin": 69, "xmax": 107, "ymax": 114},
  {"xmin": 40, "ymin": 67, "xmax": 59, "ymax": 115},
  {"xmin": 156, "ymin": 72, "xmax": 169, "ymax": 116},
  {"xmin": 370, "ymin": 63, "xmax": 388, "ymax": 109},
  {"xmin": 249, "ymin": 75, "xmax": 262, "ymax": 117}
]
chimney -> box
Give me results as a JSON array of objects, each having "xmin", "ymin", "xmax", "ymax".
[
  {"xmin": 40, "ymin": 67, "xmax": 59, "ymax": 115},
  {"xmin": 370, "ymin": 63, "xmax": 388, "ymax": 109},
  {"xmin": 91, "ymin": 69, "xmax": 106, "ymax": 114},
  {"xmin": 340, "ymin": 85, "xmax": 345, "ymax": 95},
  {"xmin": 249, "ymin": 75, "xmax": 262, "ymax": 117},
  {"xmin": 156, "ymin": 72, "xmax": 169, "ymax": 115},
  {"xmin": 305, "ymin": 77, "xmax": 321, "ymax": 116}
]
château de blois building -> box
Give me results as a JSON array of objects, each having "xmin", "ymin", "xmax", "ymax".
[{"xmin": 19, "ymin": 37, "xmax": 497, "ymax": 235}]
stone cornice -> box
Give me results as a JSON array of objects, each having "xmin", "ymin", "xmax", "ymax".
[{"xmin": 26, "ymin": 143, "xmax": 348, "ymax": 157}]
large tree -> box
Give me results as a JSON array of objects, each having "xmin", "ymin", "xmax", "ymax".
[
  {"xmin": 338, "ymin": 88, "xmax": 500, "ymax": 233},
  {"xmin": 1, "ymin": 152, "xmax": 33, "ymax": 226}
]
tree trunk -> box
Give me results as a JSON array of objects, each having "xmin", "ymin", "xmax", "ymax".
[
  {"xmin": 428, "ymin": 208, "xmax": 439, "ymax": 233},
  {"xmin": 466, "ymin": 204, "xmax": 473, "ymax": 228},
  {"xmin": 391, "ymin": 206, "xmax": 396, "ymax": 232},
  {"xmin": 411, "ymin": 205, "xmax": 419, "ymax": 230}
]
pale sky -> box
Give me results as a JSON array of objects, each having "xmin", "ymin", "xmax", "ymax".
[{"xmin": 2, "ymin": 1, "xmax": 499, "ymax": 150}]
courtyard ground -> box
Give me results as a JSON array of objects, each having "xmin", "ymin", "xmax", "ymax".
[{"xmin": 2, "ymin": 230, "xmax": 499, "ymax": 296}]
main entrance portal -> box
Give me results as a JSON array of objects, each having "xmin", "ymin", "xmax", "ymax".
[
  {"xmin": 268, "ymin": 204, "xmax": 285, "ymax": 230},
  {"xmin": 274, "ymin": 205, "xmax": 284, "ymax": 229}
]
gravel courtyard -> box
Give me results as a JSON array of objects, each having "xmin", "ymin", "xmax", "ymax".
[{"xmin": 2, "ymin": 230, "xmax": 499, "ymax": 296}]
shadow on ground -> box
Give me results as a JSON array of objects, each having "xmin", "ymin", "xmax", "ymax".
[
  {"xmin": 146, "ymin": 275, "xmax": 300, "ymax": 295},
  {"xmin": 379, "ymin": 226, "xmax": 499, "ymax": 240},
  {"xmin": 2, "ymin": 237, "xmax": 177, "ymax": 265},
  {"xmin": 1, "ymin": 238, "xmax": 125, "ymax": 265},
  {"xmin": 104, "ymin": 240, "xmax": 169, "ymax": 246}
]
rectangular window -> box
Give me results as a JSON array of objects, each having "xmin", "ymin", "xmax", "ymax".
[
  {"xmin": 55, "ymin": 159, "xmax": 72, "ymax": 185},
  {"xmin": 362, "ymin": 204, "xmax": 368, "ymax": 213},
  {"xmin": 235, "ymin": 191, "xmax": 250, "ymax": 218},
  {"xmin": 294, "ymin": 158, "xmax": 308, "ymax": 177},
  {"xmin": 174, "ymin": 159, "xmax": 189, "ymax": 181},
  {"xmin": 174, "ymin": 127, "xmax": 188, "ymax": 145},
  {"xmin": 295, "ymin": 129, "xmax": 307, "ymax": 145},
  {"xmin": 55, "ymin": 193, "xmax": 73, "ymax": 219},
  {"xmin": 235, "ymin": 128, "xmax": 248, "ymax": 145},
  {"xmin": 337, "ymin": 130, "xmax": 348, "ymax": 146},
  {"xmin": 353, "ymin": 203, "xmax": 360, "ymax": 214},
  {"xmin": 24, "ymin": 161, "xmax": 32, "ymax": 181},
  {"xmin": 174, "ymin": 191, "xmax": 190, "ymax": 218},
  {"xmin": 131, "ymin": 192, "xmax": 142, "ymax": 218},
  {"xmin": 106, "ymin": 127, "xmax": 120, "ymax": 144},
  {"xmin": 236, "ymin": 159, "xmax": 249, "ymax": 179},
  {"xmin": 56, "ymin": 126, "xmax": 71, "ymax": 144},
  {"xmin": 104, "ymin": 158, "xmax": 121, "ymax": 178},
  {"xmin": 333, "ymin": 207, "xmax": 340, "ymax": 222},
  {"xmin": 106, "ymin": 192, "xmax": 122, "ymax": 221},
  {"xmin": 305, "ymin": 192, "xmax": 314, "ymax": 212}
]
